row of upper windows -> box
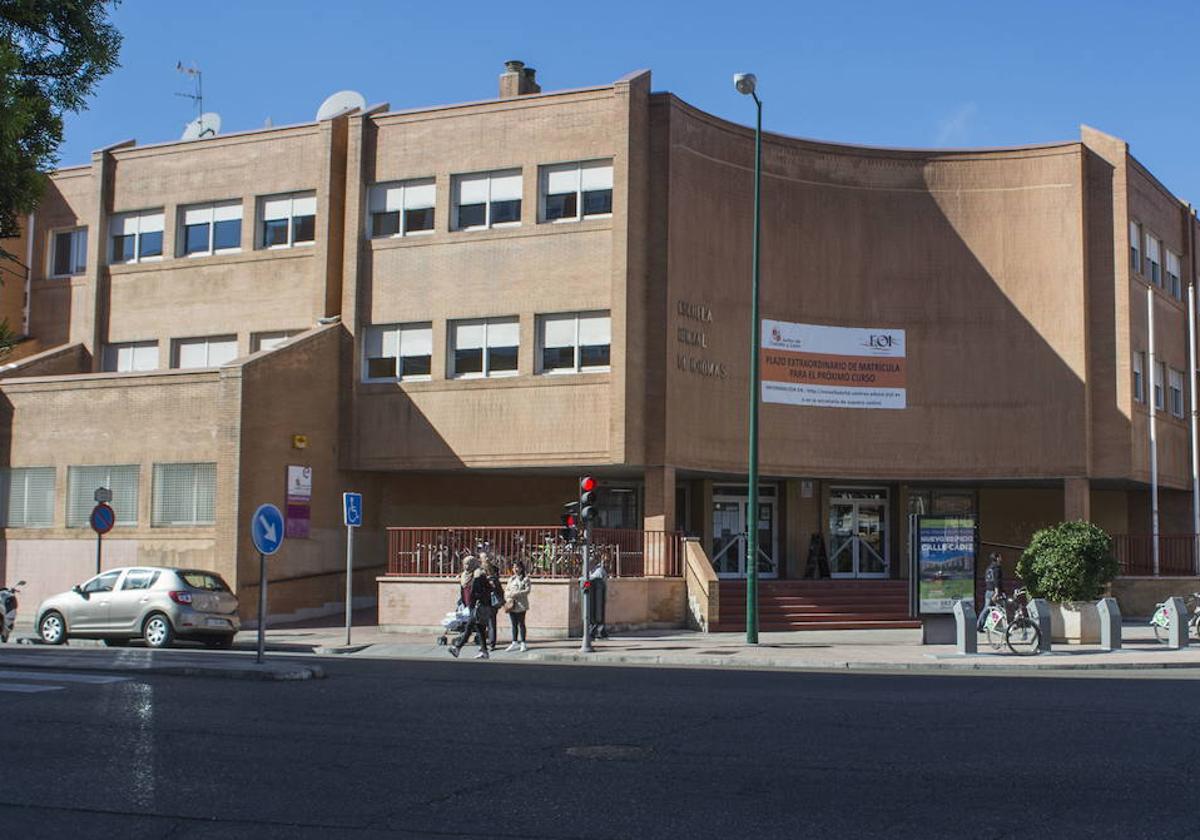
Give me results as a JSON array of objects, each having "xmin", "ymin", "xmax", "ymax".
[
  {"xmin": 367, "ymin": 160, "xmax": 614, "ymax": 238},
  {"xmin": 46, "ymin": 192, "xmax": 315, "ymax": 275},
  {"xmin": 362, "ymin": 311, "xmax": 611, "ymax": 382},
  {"xmin": 1132, "ymin": 351, "xmax": 1187, "ymax": 418},
  {"xmin": 1129, "ymin": 220, "xmax": 1183, "ymax": 300},
  {"xmin": 102, "ymin": 331, "xmax": 300, "ymax": 373}
]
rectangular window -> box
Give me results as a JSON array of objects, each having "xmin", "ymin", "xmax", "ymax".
[
  {"xmin": 449, "ymin": 318, "xmax": 519, "ymax": 378},
  {"xmin": 1166, "ymin": 250, "xmax": 1182, "ymax": 300},
  {"xmin": 67, "ymin": 465, "xmax": 139, "ymax": 527},
  {"xmin": 173, "ymin": 336, "xmax": 238, "ymax": 369},
  {"xmin": 452, "ymin": 170, "xmax": 522, "ymax": 231},
  {"xmin": 1154, "ymin": 360, "xmax": 1166, "ymax": 411},
  {"xmin": 251, "ymin": 331, "xmax": 299, "ymax": 353},
  {"xmin": 1130, "ymin": 220, "xmax": 1141, "ymax": 273},
  {"xmin": 540, "ymin": 160, "xmax": 614, "ymax": 223},
  {"xmin": 0, "ymin": 467, "xmax": 55, "ymax": 528},
  {"xmin": 1133, "ymin": 351, "xmax": 1145, "ymax": 404},
  {"xmin": 109, "ymin": 210, "xmax": 165, "ymax": 264},
  {"xmin": 1146, "ymin": 233, "xmax": 1162, "ymax": 286},
  {"xmin": 538, "ymin": 311, "xmax": 612, "ymax": 373},
  {"xmin": 102, "ymin": 341, "xmax": 159, "ymax": 373},
  {"xmin": 362, "ymin": 323, "xmax": 433, "ymax": 381},
  {"xmin": 260, "ymin": 192, "xmax": 316, "ymax": 248},
  {"xmin": 368, "ymin": 179, "xmax": 435, "ymax": 238},
  {"xmin": 180, "ymin": 201, "xmax": 242, "ymax": 257},
  {"xmin": 50, "ymin": 227, "xmax": 88, "ymax": 277},
  {"xmin": 1169, "ymin": 368, "xmax": 1185, "ymax": 418},
  {"xmin": 152, "ymin": 462, "xmax": 216, "ymax": 526}
]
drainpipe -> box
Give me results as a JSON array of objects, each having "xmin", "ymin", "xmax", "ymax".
[
  {"xmin": 1190, "ymin": 206, "xmax": 1200, "ymax": 574},
  {"xmin": 23, "ymin": 212, "xmax": 34, "ymax": 336},
  {"xmin": 1148, "ymin": 284, "xmax": 1160, "ymax": 576}
]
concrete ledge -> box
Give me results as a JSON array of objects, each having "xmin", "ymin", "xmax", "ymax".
[{"xmin": 0, "ymin": 649, "xmax": 324, "ymax": 681}]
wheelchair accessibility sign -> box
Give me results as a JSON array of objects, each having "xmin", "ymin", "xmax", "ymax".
[{"xmin": 343, "ymin": 492, "xmax": 362, "ymax": 528}]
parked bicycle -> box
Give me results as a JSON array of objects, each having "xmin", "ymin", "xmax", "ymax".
[
  {"xmin": 1149, "ymin": 592, "xmax": 1200, "ymax": 643},
  {"xmin": 980, "ymin": 587, "xmax": 1042, "ymax": 656}
]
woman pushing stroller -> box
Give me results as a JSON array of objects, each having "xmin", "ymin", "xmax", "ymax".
[{"xmin": 449, "ymin": 556, "xmax": 499, "ymax": 659}]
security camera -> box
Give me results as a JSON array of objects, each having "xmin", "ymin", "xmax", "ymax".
[{"xmin": 733, "ymin": 73, "xmax": 757, "ymax": 96}]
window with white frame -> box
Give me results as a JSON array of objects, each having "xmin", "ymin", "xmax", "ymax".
[
  {"xmin": 67, "ymin": 465, "xmax": 139, "ymax": 527},
  {"xmin": 109, "ymin": 210, "xmax": 164, "ymax": 264},
  {"xmin": 538, "ymin": 312, "xmax": 612, "ymax": 373},
  {"xmin": 1154, "ymin": 360, "xmax": 1166, "ymax": 410},
  {"xmin": 152, "ymin": 462, "xmax": 216, "ymax": 526},
  {"xmin": 0, "ymin": 467, "xmax": 55, "ymax": 528},
  {"xmin": 180, "ymin": 201, "xmax": 242, "ymax": 256},
  {"xmin": 449, "ymin": 318, "xmax": 518, "ymax": 377},
  {"xmin": 251, "ymin": 330, "xmax": 300, "ymax": 353},
  {"xmin": 363, "ymin": 322, "xmax": 432, "ymax": 381},
  {"xmin": 540, "ymin": 160, "xmax": 613, "ymax": 222},
  {"xmin": 102, "ymin": 341, "xmax": 159, "ymax": 373},
  {"xmin": 1146, "ymin": 233, "xmax": 1162, "ymax": 286},
  {"xmin": 260, "ymin": 192, "xmax": 316, "ymax": 248},
  {"xmin": 1166, "ymin": 250, "xmax": 1182, "ymax": 300},
  {"xmin": 1129, "ymin": 220, "xmax": 1141, "ymax": 273},
  {"xmin": 1169, "ymin": 368, "xmax": 1185, "ymax": 418},
  {"xmin": 1133, "ymin": 351, "xmax": 1145, "ymax": 403},
  {"xmin": 452, "ymin": 170, "xmax": 521, "ymax": 230},
  {"xmin": 368, "ymin": 179, "xmax": 435, "ymax": 238},
  {"xmin": 172, "ymin": 336, "xmax": 238, "ymax": 369},
  {"xmin": 50, "ymin": 227, "xmax": 87, "ymax": 277}
]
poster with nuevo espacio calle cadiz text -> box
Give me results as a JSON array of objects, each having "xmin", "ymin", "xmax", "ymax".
[{"xmin": 760, "ymin": 319, "xmax": 907, "ymax": 410}]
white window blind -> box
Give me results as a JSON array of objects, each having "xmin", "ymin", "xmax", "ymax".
[
  {"xmin": 175, "ymin": 336, "xmax": 237, "ymax": 369},
  {"xmin": 263, "ymin": 197, "xmax": 292, "ymax": 221},
  {"xmin": 546, "ymin": 167, "xmax": 580, "ymax": 194},
  {"xmin": 140, "ymin": 212, "xmax": 165, "ymax": 234},
  {"xmin": 489, "ymin": 171, "xmax": 522, "ymax": 202},
  {"xmin": 458, "ymin": 176, "xmax": 489, "ymax": 205},
  {"xmin": 213, "ymin": 202, "xmax": 241, "ymax": 223},
  {"xmin": 579, "ymin": 313, "xmax": 612, "ymax": 345},
  {"xmin": 399, "ymin": 325, "xmax": 432, "ymax": 356},
  {"xmin": 542, "ymin": 316, "xmax": 575, "ymax": 348},
  {"xmin": 253, "ymin": 331, "xmax": 296, "ymax": 352},
  {"xmin": 103, "ymin": 341, "xmax": 159, "ymax": 373},
  {"xmin": 67, "ymin": 465, "xmax": 139, "ymax": 527},
  {"xmin": 580, "ymin": 162, "xmax": 614, "ymax": 190},
  {"xmin": 404, "ymin": 181, "xmax": 435, "ymax": 209},
  {"xmin": 152, "ymin": 462, "xmax": 216, "ymax": 526},
  {"xmin": 454, "ymin": 321, "xmax": 486, "ymax": 350},
  {"xmin": 0, "ymin": 467, "xmax": 55, "ymax": 528},
  {"xmin": 486, "ymin": 318, "xmax": 519, "ymax": 348},
  {"xmin": 292, "ymin": 194, "xmax": 317, "ymax": 217},
  {"xmin": 1147, "ymin": 235, "xmax": 1161, "ymax": 262},
  {"xmin": 370, "ymin": 185, "xmax": 402, "ymax": 213}
]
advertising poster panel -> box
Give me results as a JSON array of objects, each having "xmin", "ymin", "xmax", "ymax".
[
  {"xmin": 285, "ymin": 464, "xmax": 312, "ymax": 539},
  {"xmin": 916, "ymin": 515, "xmax": 977, "ymax": 614},
  {"xmin": 761, "ymin": 319, "xmax": 906, "ymax": 410}
]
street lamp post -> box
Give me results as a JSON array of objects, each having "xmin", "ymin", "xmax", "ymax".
[{"xmin": 734, "ymin": 73, "xmax": 762, "ymax": 645}]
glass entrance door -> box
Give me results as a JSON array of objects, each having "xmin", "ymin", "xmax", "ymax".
[
  {"xmin": 711, "ymin": 491, "xmax": 778, "ymax": 579},
  {"xmin": 828, "ymin": 490, "xmax": 889, "ymax": 578}
]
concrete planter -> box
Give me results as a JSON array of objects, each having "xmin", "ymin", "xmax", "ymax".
[{"xmin": 1048, "ymin": 601, "xmax": 1101, "ymax": 644}]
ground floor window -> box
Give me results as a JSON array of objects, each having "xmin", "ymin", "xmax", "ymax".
[
  {"xmin": 152, "ymin": 463, "xmax": 216, "ymax": 526},
  {"xmin": 67, "ymin": 465, "xmax": 139, "ymax": 527},
  {"xmin": 0, "ymin": 467, "xmax": 55, "ymax": 528}
]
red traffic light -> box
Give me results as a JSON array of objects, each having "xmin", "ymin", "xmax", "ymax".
[
  {"xmin": 566, "ymin": 514, "xmax": 577, "ymax": 527},
  {"xmin": 580, "ymin": 475, "xmax": 596, "ymax": 493}
]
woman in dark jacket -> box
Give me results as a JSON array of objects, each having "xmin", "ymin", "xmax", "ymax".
[
  {"xmin": 480, "ymin": 555, "xmax": 503, "ymax": 652},
  {"xmin": 450, "ymin": 562, "xmax": 494, "ymax": 659}
]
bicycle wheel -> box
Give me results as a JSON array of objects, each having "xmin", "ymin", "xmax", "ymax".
[
  {"xmin": 984, "ymin": 614, "xmax": 1007, "ymax": 651},
  {"xmin": 1153, "ymin": 622, "xmax": 1169, "ymax": 644},
  {"xmin": 1006, "ymin": 617, "xmax": 1041, "ymax": 656}
]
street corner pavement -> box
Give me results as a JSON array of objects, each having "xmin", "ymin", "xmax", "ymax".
[{"xmin": 0, "ymin": 641, "xmax": 324, "ymax": 681}]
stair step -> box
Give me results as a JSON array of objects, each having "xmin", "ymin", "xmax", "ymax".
[{"xmin": 712, "ymin": 620, "xmax": 922, "ymax": 632}]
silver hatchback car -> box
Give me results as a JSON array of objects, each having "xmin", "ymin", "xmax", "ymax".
[{"xmin": 35, "ymin": 567, "xmax": 240, "ymax": 649}]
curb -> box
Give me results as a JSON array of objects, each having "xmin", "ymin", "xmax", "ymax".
[
  {"xmin": 313, "ymin": 644, "xmax": 373, "ymax": 656},
  {"xmin": 0, "ymin": 655, "xmax": 325, "ymax": 682}
]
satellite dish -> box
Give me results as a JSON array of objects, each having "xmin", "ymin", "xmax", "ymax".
[
  {"xmin": 315, "ymin": 90, "xmax": 366, "ymax": 121},
  {"xmin": 181, "ymin": 112, "xmax": 221, "ymax": 140}
]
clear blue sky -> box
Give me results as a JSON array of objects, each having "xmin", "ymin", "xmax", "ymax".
[{"xmin": 60, "ymin": 0, "xmax": 1200, "ymax": 201}]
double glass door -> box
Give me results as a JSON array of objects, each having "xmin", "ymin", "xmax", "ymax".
[
  {"xmin": 711, "ymin": 490, "xmax": 778, "ymax": 579},
  {"xmin": 829, "ymin": 490, "xmax": 889, "ymax": 578}
]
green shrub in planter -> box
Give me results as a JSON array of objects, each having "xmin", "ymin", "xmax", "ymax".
[{"xmin": 1016, "ymin": 521, "xmax": 1118, "ymax": 603}]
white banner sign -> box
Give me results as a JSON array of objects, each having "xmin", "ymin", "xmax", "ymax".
[{"xmin": 761, "ymin": 320, "xmax": 907, "ymax": 410}]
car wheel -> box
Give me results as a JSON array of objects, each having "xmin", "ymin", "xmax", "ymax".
[
  {"xmin": 39, "ymin": 611, "xmax": 67, "ymax": 645},
  {"xmin": 203, "ymin": 634, "xmax": 234, "ymax": 650},
  {"xmin": 103, "ymin": 638, "xmax": 130, "ymax": 647},
  {"xmin": 142, "ymin": 613, "xmax": 175, "ymax": 649}
]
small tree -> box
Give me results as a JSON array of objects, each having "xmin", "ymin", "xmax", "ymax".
[{"xmin": 1016, "ymin": 521, "xmax": 1118, "ymax": 602}]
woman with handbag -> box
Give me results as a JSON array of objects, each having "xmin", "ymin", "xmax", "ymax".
[
  {"xmin": 449, "ymin": 557, "xmax": 493, "ymax": 659},
  {"xmin": 480, "ymin": 555, "xmax": 503, "ymax": 652},
  {"xmin": 504, "ymin": 560, "xmax": 532, "ymax": 652}
]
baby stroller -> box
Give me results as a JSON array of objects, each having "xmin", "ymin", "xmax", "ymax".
[{"xmin": 436, "ymin": 603, "xmax": 472, "ymax": 646}]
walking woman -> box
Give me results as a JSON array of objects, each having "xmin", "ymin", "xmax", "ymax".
[
  {"xmin": 504, "ymin": 560, "xmax": 532, "ymax": 652},
  {"xmin": 450, "ymin": 556, "xmax": 493, "ymax": 659},
  {"xmin": 480, "ymin": 555, "xmax": 503, "ymax": 652}
]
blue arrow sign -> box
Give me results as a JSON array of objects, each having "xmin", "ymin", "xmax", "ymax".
[
  {"xmin": 251, "ymin": 503, "xmax": 285, "ymax": 555},
  {"xmin": 343, "ymin": 492, "xmax": 362, "ymax": 527}
]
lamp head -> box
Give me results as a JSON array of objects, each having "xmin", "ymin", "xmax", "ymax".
[{"xmin": 733, "ymin": 73, "xmax": 757, "ymax": 96}]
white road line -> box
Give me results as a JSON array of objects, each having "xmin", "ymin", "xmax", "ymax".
[
  {"xmin": 0, "ymin": 683, "xmax": 64, "ymax": 693},
  {"xmin": 0, "ymin": 670, "xmax": 130, "ymax": 685}
]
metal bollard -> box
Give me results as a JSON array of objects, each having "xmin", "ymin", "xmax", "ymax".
[
  {"xmin": 953, "ymin": 600, "xmax": 977, "ymax": 654},
  {"xmin": 1027, "ymin": 599, "xmax": 1053, "ymax": 653},
  {"xmin": 1096, "ymin": 597, "xmax": 1121, "ymax": 651},
  {"xmin": 1165, "ymin": 597, "xmax": 1189, "ymax": 649}
]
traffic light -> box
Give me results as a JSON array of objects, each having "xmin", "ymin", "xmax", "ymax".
[
  {"xmin": 579, "ymin": 474, "xmax": 597, "ymax": 523},
  {"xmin": 560, "ymin": 502, "xmax": 579, "ymax": 542}
]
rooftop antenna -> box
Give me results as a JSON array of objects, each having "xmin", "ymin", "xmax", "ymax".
[{"xmin": 175, "ymin": 61, "xmax": 203, "ymax": 120}]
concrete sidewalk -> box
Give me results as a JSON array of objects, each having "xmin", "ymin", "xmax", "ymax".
[{"xmin": 256, "ymin": 621, "xmax": 1200, "ymax": 674}]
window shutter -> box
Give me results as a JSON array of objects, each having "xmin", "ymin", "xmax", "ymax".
[
  {"xmin": 453, "ymin": 321, "xmax": 485, "ymax": 350},
  {"xmin": 212, "ymin": 201, "xmax": 242, "ymax": 222},
  {"xmin": 400, "ymin": 325, "xmax": 432, "ymax": 356},
  {"xmin": 404, "ymin": 180, "xmax": 435, "ymax": 210},
  {"xmin": 176, "ymin": 340, "xmax": 208, "ymax": 369},
  {"xmin": 207, "ymin": 338, "xmax": 239, "ymax": 367},
  {"xmin": 139, "ymin": 212, "xmax": 165, "ymax": 234},
  {"xmin": 580, "ymin": 162, "xmax": 613, "ymax": 191},
  {"xmin": 263, "ymin": 197, "xmax": 291, "ymax": 221},
  {"xmin": 546, "ymin": 166, "xmax": 580, "ymax": 194},
  {"xmin": 111, "ymin": 214, "xmax": 138, "ymax": 236},
  {"xmin": 184, "ymin": 206, "xmax": 212, "ymax": 226},
  {"xmin": 579, "ymin": 313, "xmax": 612, "ymax": 345},
  {"xmin": 486, "ymin": 318, "xmax": 519, "ymax": 348},
  {"xmin": 457, "ymin": 175, "xmax": 489, "ymax": 205},
  {"xmin": 291, "ymin": 194, "xmax": 316, "ymax": 217},
  {"xmin": 489, "ymin": 171, "xmax": 523, "ymax": 202},
  {"xmin": 542, "ymin": 316, "xmax": 576, "ymax": 348}
]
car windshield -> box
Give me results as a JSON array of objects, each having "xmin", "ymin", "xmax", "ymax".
[{"xmin": 180, "ymin": 571, "xmax": 231, "ymax": 592}]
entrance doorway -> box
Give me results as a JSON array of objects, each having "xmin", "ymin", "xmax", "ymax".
[
  {"xmin": 711, "ymin": 485, "xmax": 778, "ymax": 579},
  {"xmin": 829, "ymin": 488, "xmax": 889, "ymax": 578}
]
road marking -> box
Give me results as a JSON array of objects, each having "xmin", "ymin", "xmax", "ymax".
[
  {"xmin": 0, "ymin": 683, "xmax": 64, "ymax": 693},
  {"xmin": 0, "ymin": 670, "xmax": 130, "ymax": 685}
]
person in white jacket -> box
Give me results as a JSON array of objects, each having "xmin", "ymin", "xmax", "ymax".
[{"xmin": 504, "ymin": 560, "xmax": 533, "ymax": 652}]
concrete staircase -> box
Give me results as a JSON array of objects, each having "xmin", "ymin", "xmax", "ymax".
[{"xmin": 715, "ymin": 579, "xmax": 920, "ymax": 632}]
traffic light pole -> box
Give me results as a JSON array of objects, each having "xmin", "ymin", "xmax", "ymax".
[{"xmin": 580, "ymin": 522, "xmax": 593, "ymax": 653}]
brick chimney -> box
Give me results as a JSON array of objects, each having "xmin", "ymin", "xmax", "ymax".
[{"xmin": 499, "ymin": 60, "xmax": 541, "ymax": 98}]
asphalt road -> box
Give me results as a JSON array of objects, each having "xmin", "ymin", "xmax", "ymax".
[{"xmin": 0, "ymin": 658, "xmax": 1196, "ymax": 839}]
